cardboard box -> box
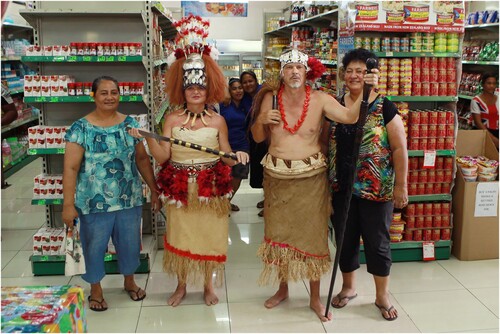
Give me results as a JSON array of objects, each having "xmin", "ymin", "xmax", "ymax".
[{"xmin": 452, "ymin": 130, "xmax": 499, "ymax": 260}]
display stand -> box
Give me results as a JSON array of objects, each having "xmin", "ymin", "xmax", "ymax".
[{"xmin": 20, "ymin": 1, "xmax": 174, "ymax": 275}]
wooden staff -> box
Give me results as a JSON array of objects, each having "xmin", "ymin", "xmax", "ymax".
[
  {"xmin": 126, "ymin": 127, "xmax": 238, "ymax": 161},
  {"xmin": 324, "ymin": 58, "xmax": 378, "ymax": 317}
]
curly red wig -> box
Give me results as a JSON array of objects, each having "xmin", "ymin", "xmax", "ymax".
[{"xmin": 165, "ymin": 54, "xmax": 227, "ymax": 106}]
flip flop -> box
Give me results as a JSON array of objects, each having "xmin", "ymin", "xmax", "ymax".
[
  {"xmin": 125, "ymin": 287, "xmax": 146, "ymax": 301},
  {"xmin": 331, "ymin": 293, "xmax": 357, "ymax": 309},
  {"xmin": 231, "ymin": 204, "xmax": 240, "ymax": 212},
  {"xmin": 87, "ymin": 296, "xmax": 108, "ymax": 312},
  {"xmin": 374, "ymin": 302, "xmax": 398, "ymax": 321}
]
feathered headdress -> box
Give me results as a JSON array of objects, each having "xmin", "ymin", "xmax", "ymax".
[
  {"xmin": 164, "ymin": 14, "xmax": 226, "ymax": 105},
  {"xmin": 279, "ymin": 49, "xmax": 325, "ymax": 83}
]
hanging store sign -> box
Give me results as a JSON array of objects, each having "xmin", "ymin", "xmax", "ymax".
[
  {"xmin": 181, "ymin": 1, "xmax": 248, "ymax": 18},
  {"xmin": 350, "ymin": 1, "xmax": 465, "ymax": 33}
]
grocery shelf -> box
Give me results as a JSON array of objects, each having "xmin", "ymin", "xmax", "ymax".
[
  {"xmin": 375, "ymin": 52, "xmax": 460, "ymax": 58},
  {"xmin": 153, "ymin": 58, "xmax": 168, "ymax": 67},
  {"xmin": 265, "ymin": 8, "xmax": 338, "ymax": 34},
  {"xmin": 1, "ymin": 115, "xmax": 38, "ymax": 134},
  {"xmin": 3, "ymin": 155, "xmax": 39, "ymax": 179},
  {"xmin": 21, "ymin": 55, "xmax": 143, "ymax": 62},
  {"xmin": 28, "ymin": 148, "xmax": 65, "ymax": 155},
  {"xmin": 24, "ymin": 95, "xmax": 143, "ymax": 103},
  {"xmin": 31, "ymin": 198, "xmax": 63, "ymax": 205},
  {"xmin": 458, "ymin": 94, "xmax": 473, "ymax": 100},
  {"xmin": 461, "ymin": 60, "xmax": 499, "ymax": 66},
  {"xmin": 408, "ymin": 150, "xmax": 456, "ymax": 157},
  {"xmin": 9, "ymin": 87, "xmax": 25, "ymax": 95},
  {"xmin": 360, "ymin": 240, "xmax": 452, "ymax": 262},
  {"xmin": 408, "ymin": 194, "xmax": 453, "ymax": 202},
  {"xmin": 2, "ymin": 22, "xmax": 33, "ymax": 31},
  {"xmin": 465, "ymin": 22, "xmax": 499, "ymax": 29},
  {"xmin": 386, "ymin": 96, "xmax": 458, "ymax": 102},
  {"xmin": 20, "ymin": 10, "xmax": 142, "ymax": 27},
  {"xmin": 1, "ymin": 56, "xmax": 22, "ymax": 61}
]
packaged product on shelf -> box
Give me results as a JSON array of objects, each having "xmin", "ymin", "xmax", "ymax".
[{"xmin": 43, "ymin": 45, "xmax": 53, "ymax": 56}]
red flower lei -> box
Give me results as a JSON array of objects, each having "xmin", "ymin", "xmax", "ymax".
[{"xmin": 278, "ymin": 85, "xmax": 311, "ymax": 134}]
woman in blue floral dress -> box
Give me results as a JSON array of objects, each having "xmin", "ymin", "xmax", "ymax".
[{"xmin": 62, "ymin": 76, "xmax": 161, "ymax": 312}]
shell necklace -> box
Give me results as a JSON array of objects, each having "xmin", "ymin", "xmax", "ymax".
[{"xmin": 278, "ymin": 85, "xmax": 311, "ymax": 134}]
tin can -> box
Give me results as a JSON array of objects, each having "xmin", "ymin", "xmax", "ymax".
[
  {"xmin": 437, "ymin": 69, "xmax": 447, "ymax": 83},
  {"xmin": 363, "ymin": 37, "xmax": 372, "ymax": 50},
  {"xmin": 371, "ymin": 38, "xmax": 380, "ymax": 52},
  {"xmin": 404, "ymin": 231, "xmax": 413, "ymax": 241},
  {"xmin": 410, "ymin": 111, "xmax": 420, "ymax": 125},
  {"xmin": 430, "ymin": 82, "xmax": 439, "ymax": 96},
  {"xmin": 421, "ymin": 70, "xmax": 430, "ymax": 83},
  {"xmin": 419, "ymin": 138, "xmax": 428, "ymax": 150},
  {"xmin": 423, "ymin": 229, "xmax": 432, "ymax": 241},
  {"xmin": 424, "ymin": 216, "xmax": 433, "ymax": 228},
  {"xmin": 423, "ymin": 203, "xmax": 433, "ymax": 214},
  {"xmin": 446, "ymin": 70, "xmax": 456, "ymax": 83},
  {"xmin": 427, "ymin": 170, "xmax": 436, "ymax": 184},
  {"xmin": 409, "ymin": 138, "xmax": 419, "ymax": 150},
  {"xmin": 406, "ymin": 203, "xmax": 416, "ymax": 216},
  {"xmin": 409, "ymin": 183, "xmax": 417, "ymax": 195},
  {"xmin": 445, "ymin": 137, "xmax": 454, "ymax": 149},
  {"xmin": 412, "ymin": 82, "xmax": 422, "ymax": 95},
  {"xmin": 420, "ymin": 112, "xmax": 429, "ymax": 125},
  {"xmin": 444, "ymin": 157, "xmax": 453, "ymax": 169},
  {"xmin": 446, "ymin": 124, "xmax": 455, "ymax": 137},
  {"xmin": 410, "ymin": 171, "xmax": 419, "ymax": 183},
  {"xmin": 428, "ymin": 111, "xmax": 438, "ymax": 124},
  {"xmin": 442, "ymin": 183, "xmax": 451, "ymax": 193},
  {"xmin": 437, "ymin": 124, "xmax": 446, "ymax": 137},
  {"xmin": 425, "ymin": 183, "xmax": 434, "ymax": 194},
  {"xmin": 421, "ymin": 57, "xmax": 430, "ymax": 69},
  {"xmin": 428, "ymin": 138, "xmax": 436, "ymax": 150},
  {"xmin": 422, "ymin": 82, "xmax": 430, "ymax": 96},
  {"xmin": 436, "ymin": 157, "xmax": 444, "ymax": 169},
  {"xmin": 410, "ymin": 124, "xmax": 420, "ymax": 138},
  {"xmin": 447, "ymin": 82, "xmax": 457, "ymax": 96},
  {"xmin": 434, "ymin": 183, "xmax": 442, "ymax": 194},
  {"xmin": 436, "ymin": 170, "xmax": 445, "ymax": 183},
  {"xmin": 381, "ymin": 45, "xmax": 391, "ymax": 52},
  {"xmin": 419, "ymin": 170, "xmax": 428, "ymax": 183},
  {"xmin": 382, "ymin": 37, "xmax": 391, "ymax": 47},
  {"xmin": 444, "ymin": 170, "xmax": 453, "ymax": 183},
  {"xmin": 433, "ymin": 215, "xmax": 442, "ymax": 228},
  {"xmin": 430, "ymin": 57, "xmax": 438, "ymax": 70},
  {"xmin": 442, "ymin": 214, "xmax": 450, "ymax": 227},
  {"xmin": 409, "ymin": 157, "xmax": 418, "ymax": 170},
  {"xmin": 417, "ymin": 183, "xmax": 426, "ymax": 195},
  {"xmin": 355, "ymin": 37, "xmax": 363, "ymax": 49},
  {"xmin": 446, "ymin": 111, "xmax": 454, "ymax": 124},
  {"xmin": 416, "ymin": 216, "xmax": 424, "ymax": 228},
  {"xmin": 439, "ymin": 82, "xmax": 448, "ymax": 96},
  {"xmin": 438, "ymin": 111, "xmax": 447, "ymax": 124},
  {"xmin": 413, "ymin": 229, "xmax": 423, "ymax": 241},
  {"xmin": 410, "ymin": 43, "xmax": 422, "ymax": 52},
  {"xmin": 428, "ymin": 124, "xmax": 437, "ymax": 137},
  {"xmin": 442, "ymin": 203, "xmax": 450, "ymax": 214},
  {"xmin": 433, "ymin": 202, "xmax": 442, "ymax": 215},
  {"xmin": 416, "ymin": 203, "xmax": 424, "ymax": 216},
  {"xmin": 432, "ymin": 229, "xmax": 441, "ymax": 241},
  {"xmin": 441, "ymin": 228, "xmax": 450, "ymax": 240},
  {"xmin": 420, "ymin": 124, "xmax": 428, "ymax": 138},
  {"xmin": 436, "ymin": 137, "xmax": 445, "ymax": 150}
]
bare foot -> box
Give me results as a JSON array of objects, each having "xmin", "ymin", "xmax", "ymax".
[
  {"xmin": 264, "ymin": 284, "xmax": 288, "ymax": 309},
  {"xmin": 310, "ymin": 299, "xmax": 332, "ymax": 322},
  {"xmin": 204, "ymin": 287, "xmax": 219, "ymax": 306},
  {"xmin": 167, "ymin": 284, "xmax": 186, "ymax": 307}
]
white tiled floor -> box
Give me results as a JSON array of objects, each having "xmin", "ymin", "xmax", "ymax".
[{"xmin": 1, "ymin": 159, "xmax": 499, "ymax": 333}]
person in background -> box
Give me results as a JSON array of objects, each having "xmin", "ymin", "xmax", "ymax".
[
  {"xmin": 240, "ymin": 70, "xmax": 265, "ymax": 216},
  {"xmin": 220, "ymin": 78, "xmax": 250, "ymax": 212},
  {"xmin": 62, "ymin": 76, "xmax": 161, "ymax": 312},
  {"xmin": 326, "ymin": 48, "xmax": 407, "ymax": 321},
  {"xmin": 1, "ymin": 82, "xmax": 18, "ymax": 189},
  {"xmin": 251, "ymin": 48, "xmax": 378, "ymax": 322},
  {"xmin": 129, "ymin": 47, "xmax": 249, "ymax": 306},
  {"xmin": 471, "ymin": 73, "xmax": 499, "ymax": 148}
]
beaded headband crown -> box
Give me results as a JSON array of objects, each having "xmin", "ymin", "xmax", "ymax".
[
  {"xmin": 166, "ymin": 14, "xmax": 220, "ymax": 90},
  {"xmin": 279, "ymin": 49, "xmax": 309, "ymax": 71}
]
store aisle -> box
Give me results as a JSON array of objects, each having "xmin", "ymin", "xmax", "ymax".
[{"xmin": 1, "ymin": 160, "xmax": 498, "ymax": 333}]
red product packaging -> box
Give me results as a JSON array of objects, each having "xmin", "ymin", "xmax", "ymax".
[
  {"xmin": 425, "ymin": 183, "xmax": 434, "ymax": 194},
  {"xmin": 424, "ymin": 216, "xmax": 433, "ymax": 228},
  {"xmin": 446, "ymin": 70, "xmax": 456, "ymax": 83},
  {"xmin": 442, "ymin": 202, "xmax": 450, "ymax": 214},
  {"xmin": 409, "ymin": 183, "xmax": 417, "ymax": 195},
  {"xmin": 417, "ymin": 183, "xmax": 426, "ymax": 195},
  {"xmin": 429, "ymin": 111, "xmax": 438, "ymax": 124},
  {"xmin": 445, "ymin": 137, "xmax": 454, "ymax": 149},
  {"xmin": 433, "ymin": 215, "xmax": 442, "ymax": 228},
  {"xmin": 409, "ymin": 138, "xmax": 419, "ymax": 150},
  {"xmin": 442, "ymin": 214, "xmax": 450, "ymax": 227},
  {"xmin": 436, "ymin": 137, "xmax": 445, "ymax": 149},
  {"xmin": 428, "ymin": 138, "xmax": 437, "ymax": 150},
  {"xmin": 436, "ymin": 157, "xmax": 444, "ymax": 169},
  {"xmin": 421, "ymin": 57, "xmax": 430, "ymax": 69},
  {"xmin": 430, "ymin": 82, "xmax": 439, "ymax": 96},
  {"xmin": 434, "ymin": 183, "xmax": 443, "ymax": 193},
  {"xmin": 422, "ymin": 82, "xmax": 430, "ymax": 95},
  {"xmin": 447, "ymin": 82, "xmax": 457, "ymax": 95},
  {"xmin": 406, "ymin": 203, "xmax": 416, "ymax": 216},
  {"xmin": 409, "ymin": 158, "xmax": 418, "ymax": 170},
  {"xmin": 433, "ymin": 202, "xmax": 442, "ymax": 215},
  {"xmin": 432, "ymin": 229, "xmax": 441, "ymax": 241},
  {"xmin": 430, "ymin": 57, "xmax": 438, "ymax": 70},
  {"xmin": 410, "ymin": 124, "xmax": 420, "ymax": 138},
  {"xmin": 419, "ymin": 170, "xmax": 428, "ymax": 183},
  {"xmin": 423, "ymin": 229, "xmax": 432, "ymax": 241},
  {"xmin": 442, "ymin": 183, "xmax": 451, "ymax": 193},
  {"xmin": 410, "ymin": 111, "xmax": 421, "ymax": 124},
  {"xmin": 414, "ymin": 229, "xmax": 423, "ymax": 241},
  {"xmin": 404, "ymin": 232, "xmax": 413, "ymax": 241},
  {"xmin": 439, "ymin": 82, "xmax": 448, "ymax": 96},
  {"xmin": 428, "ymin": 170, "xmax": 436, "ymax": 183},
  {"xmin": 437, "ymin": 111, "xmax": 447, "ymax": 124},
  {"xmin": 444, "ymin": 157, "xmax": 453, "ymax": 169},
  {"xmin": 420, "ymin": 112, "xmax": 429, "ymax": 125},
  {"xmin": 446, "ymin": 111, "xmax": 454, "ymax": 124},
  {"xmin": 413, "ymin": 74, "xmax": 421, "ymax": 85},
  {"xmin": 424, "ymin": 203, "xmax": 433, "ymax": 214},
  {"xmin": 420, "ymin": 124, "xmax": 428, "ymax": 138},
  {"xmin": 437, "ymin": 124, "xmax": 446, "ymax": 137},
  {"xmin": 438, "ymin": 57, "xmax": 447, "ymax": 70},
  {"xmin": 410, "ymin": 170, "xmax": 419, "ymax": 183},
  {"xmin": 419, "ymin": 138, "xmax": 428, "ymax": 150},
  {"xmin": 444, "ymin": 170, "xmax": 453, "ymax": 183},
  {"xmin": 441, "ymin": 228, "xmax": 451, "ymax": 240},
  {"xmin": 406, "ymin": 215, "xmax": 416, "ymax": 228},
  {"xmin": 416, "ymin": 203, "xmax": 424, "ymax": 216}
]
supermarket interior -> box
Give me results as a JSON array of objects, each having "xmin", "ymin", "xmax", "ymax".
[{"xmin": 1, "ymin": 0, "xmax": 499, "ymax": 333}]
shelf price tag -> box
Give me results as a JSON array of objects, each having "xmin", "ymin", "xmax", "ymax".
[
  {"xmin": 423, "ymin": 150, "xmax": 436, "ymax": 169},
  {"xmin": 53, "ymin": 56, "xmax": 65, "ymax": 62},
  {"xmin": 118, "ymin": 56, "xmax": 126, "ymax": 62},
  {"xmin": 127, "ymin": 96, "xmax": 138, "ymax": 101},
  {"xmin": 28, "ymin": 149, "xmax": 36, "ymax": 155},
  {"xmin": 106, "ymin": 56, "xmax": 115, "ymax": 62},
  {"xmin": 67, "ymin": 56, "xmax": 77, "ymax": 62},
  {"xmin": 422, "ymin": 241, "xmax": 435, "ymax": 261},
  {"xmin": 56, "ymin": 148, "xmax": 65, "ymax": 154},
  {"xmin": 386, "ymin": 52, "xmax": 393, "ymax": 57},
  {"xmin": 49, "ymin": 97, "xmax": 59, "ymax": 103},
  {"xmin": 82, "ymin": 56, "xmax": 92, "ymax": 62},
  {"xmin": 97, "ymin": 56, "xmax": 106, "ymax": 62}
]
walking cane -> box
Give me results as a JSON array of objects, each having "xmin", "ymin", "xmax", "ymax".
[
  {"xmin": 324, "ymin": 58, "xmax": 378, "ymax": 317},
  {"xmin": 126, "ymin": 127, "xmax": 238, "ymax": 161}
]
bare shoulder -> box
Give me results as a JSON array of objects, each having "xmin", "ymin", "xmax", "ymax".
[{"xmin": 210, "ymin": 112, "xmax": 226, "ymax": 127}]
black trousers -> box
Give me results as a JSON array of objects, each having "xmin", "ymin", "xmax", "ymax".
[{"xmin": 332, "ymin": 192, "xmax": 393, "ymax": 277}]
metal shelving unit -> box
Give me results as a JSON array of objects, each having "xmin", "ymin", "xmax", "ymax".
[{"xmin": 20, "ymin": 0, "xmax": 174, "ymax": 275}]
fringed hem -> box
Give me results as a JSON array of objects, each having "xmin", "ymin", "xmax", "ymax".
[
  {"xmin": 163, "ymin": 247, "xmax": 225, "ymax": 287},
  {"xmin": 165, "ymin": 189, "xmax": 230, "ymax": 218},
  {"xmin": 257, "ymin": 242, "xmax": 331, "ymax": 286}
]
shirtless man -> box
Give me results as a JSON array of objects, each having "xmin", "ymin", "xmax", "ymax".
[{"xmin": 251, "ymin": 49, "xmax": 378, "ymax": 322}]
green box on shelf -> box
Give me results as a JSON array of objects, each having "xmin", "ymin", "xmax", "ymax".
[
  {"xmin": 30, "ymin": 254, "xmax": 150, "ymax": 276},
  {"xmin": 359, "ymin": 240, "xmax": 452, "ymax": 263}
]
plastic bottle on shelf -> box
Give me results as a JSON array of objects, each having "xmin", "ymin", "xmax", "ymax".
[{"xmin": 2, "ymin": 139, "xmax": 12, "ymax": 168}]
